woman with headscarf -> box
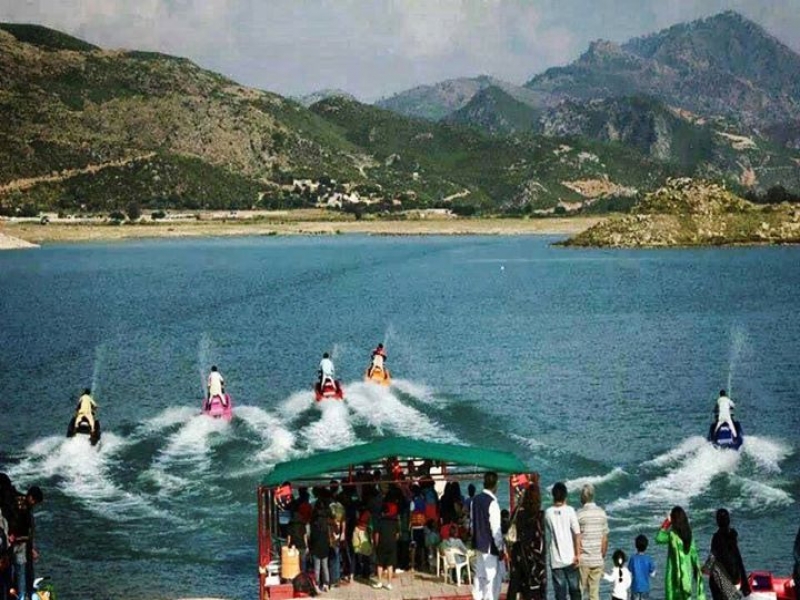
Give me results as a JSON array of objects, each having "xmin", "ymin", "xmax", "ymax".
[
  {"xmin": 656, "ymin": 506, "xmax": 705, "ymax": 600},
  {"xmin": 708, "ymin": 508, "xmax": 750, "ymax": 600},
  {"xmin": 507, "ymin": 477, "xmax": 547, "ymax": 600}
]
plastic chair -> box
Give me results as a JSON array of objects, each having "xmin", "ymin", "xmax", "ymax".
[{"xmin": 441, "ymin": 547, "xmax": 472, "ymax": 586}]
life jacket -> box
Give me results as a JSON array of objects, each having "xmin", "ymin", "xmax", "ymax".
[
  {"xmin": 275, "ymin": 483, "xmax": 293, "ymax": 511},
  {"xmin": 410, "ymin": 494, "xmax": 427, "ymax": 527},
  {"xmin": 422, "ymin": 487, "xmax": 439, "ymax": 522},
  {"xmin": 386, "ymin": 457, "xmax": 402, "ymax": 480}
]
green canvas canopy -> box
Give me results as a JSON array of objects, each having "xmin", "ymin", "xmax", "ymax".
[{"xmin": 261, "ymin": 436, "xmax": 527, "ymax": 487}]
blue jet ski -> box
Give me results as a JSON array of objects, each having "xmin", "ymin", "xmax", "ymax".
[{"xmin": 707, "ymin": 420, "xmax": 743, "ymax": 450}]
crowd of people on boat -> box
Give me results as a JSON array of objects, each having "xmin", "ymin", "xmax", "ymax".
[
  {"xmin": 0, "ymin": 474, "xmax": 44, "ymax": 600},
  {"xmin": 275, "ymin": 467, "xmax": 800, "ymax": 600}
]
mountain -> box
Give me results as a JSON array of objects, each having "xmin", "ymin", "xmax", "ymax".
[
  {"xmin": 0, "ymin": 23, "xmax": 677, "ymax": 215},
  {"xmin": 296, "ymin": 88, "xmax": 357, "ymax": 107},
  {"xmin": 311, "ymin": 95, "xmax": 670, "ymax": 211},
  {"xmin": 1, "ymin": 22, "xmax": 797, "ymax": 217},
  {"xmin": 525, "ymin": 12, "xmax": 800, "ymax": 128},
  {"xmin": 536, "ymin": 96, "xmax": 714, "ymax": 166},
  {"xmin": 0, "ymin": 23, "xmax": 369, "ymax": 212},
  {"xmin": 376, "ymin": 75, "xmax": 550, "ymax": 121},
  {"xmin": 444, "ymin": 86, "xmax": 541, "ymax": 135}
]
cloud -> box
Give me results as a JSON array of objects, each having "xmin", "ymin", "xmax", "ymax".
[
  {"xmin": 1, "ymin": 0, "xmax": 798, "ymax": 100},
  {"xmin": 2, "ymin": 0, "xmax": 239, "ymax": 55}
]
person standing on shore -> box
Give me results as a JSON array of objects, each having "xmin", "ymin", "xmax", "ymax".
[
  {"xmin": 656, "ymin": 506, "xmax": 704, "ymax": 600},
  {"xmin": 628, "ymin": 535, "xmax": 655, "ymax": 600},
  {"xmin": 471, "ymin": 471, "xmax": 505, "ymax": 600},
  {"xmin": 708, "ymin": 509, "xmax": 750, "ymax": 600},
  {"xmin": 577, "ymin": 483, "xmax": 608, "ymax": 600},
  {"xmin": 9, "ymin": 486, "xmax": 44, "ymax": 600},
  {"xmin": 545, "ymin": 482, "xmax": 581, "ymax": 600},
  {"xmin": 507, "ymin": 478, "xmax": 547, "ymax": 600}
]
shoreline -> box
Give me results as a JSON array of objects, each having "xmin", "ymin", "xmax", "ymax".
[{"xmin": 0, "ymin": 215, "xmax": 603, "ymax": 247}]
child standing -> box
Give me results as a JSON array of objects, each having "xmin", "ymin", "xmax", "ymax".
[
  {"xmin": 628, "ymin": 534, "xmax": 656, "ymax": 600},
  {"xmin": 352, "ymin": 510, "xmax": 373, "ymax": 581},
  {"xmin": 604, "ymin": 549, "xmax": 632, "ymax": 600},
  {"xmin": 423, "ymin": 519, "xmax": 440, "ymax": 573}
]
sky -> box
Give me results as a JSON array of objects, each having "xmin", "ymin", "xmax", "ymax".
[{"xmin": 1, "ymin": 0, "xmax": 799, "ymax": 102}]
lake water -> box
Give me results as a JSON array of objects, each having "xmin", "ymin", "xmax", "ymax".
[{"xmin": 0, "ymin": 235, "xmax": 797, "ymax": 600}]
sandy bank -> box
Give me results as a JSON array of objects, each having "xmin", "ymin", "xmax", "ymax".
[
  {"xmin": 2, "ymin": 215, "xmax": 603, "ymax": 245},
  {"xmin": 0, "ymin": 231, "xmax": 40, "ymax": 249}
]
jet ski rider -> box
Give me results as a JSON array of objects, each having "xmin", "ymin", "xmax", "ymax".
[
  {"xmin": 319, "ymin": 352, "xmax": 335, "ymax": 388},
  {"xmin": 207, "ymin": 365, "xmax": 228, "ymax": 407},
  {"xmin": 713, "ymin": 389, "xmax": 737, "ymax": 439},
  {"xmin": 368, "ymin": 343, "xmax": 387, "ymax": 377},
  {"xmin": 76, "ymin": 388, "xmax": 98, "ymax": 433}
]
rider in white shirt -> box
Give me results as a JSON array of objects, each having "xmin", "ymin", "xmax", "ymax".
[
  {"xmin": 714, "ymin": 389, "xmax": 737, "ymax": 438},
  {"xmin": 207, "ymin": 366, "xmax": 227, "ymax": 406},
  {"xmin": 319, "ymin": 353, "xmax": 335, "ymax": 386}
]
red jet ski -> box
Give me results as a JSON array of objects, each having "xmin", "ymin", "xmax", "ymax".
[{"xmin": 314, "ymin": 377, "xmax": 344, "ymax": 402}]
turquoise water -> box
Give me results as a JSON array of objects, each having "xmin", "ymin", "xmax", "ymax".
[{"xmin": 0, "ymin": 236, "xmax": 797, "ymax": 600}]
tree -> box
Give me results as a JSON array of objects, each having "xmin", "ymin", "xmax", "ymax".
[{"xmin": 126, "ymin": 201, "xmax": 142, "ymax": 221}]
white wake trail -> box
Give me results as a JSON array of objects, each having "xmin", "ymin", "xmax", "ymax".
[
  {"xmin": 345, "ymin": 381, "xmax": 455, "ymax": 442},
  {"xmin": 236, "ymin": 405, "xmax": 297, "ymax": 466},
  {"xmin": 565, "ymin": 467, "xmax": 627, "ymax": 492},
  {"xmin": 741, "ymin": 435, "xmax": 792, "ymax": 473},
  {"xmin": 608, "ymin": 439, "xmax": 741, "ymax": 512},
  {"xmin": 146, "ymin": 414, "xmax": 231, "ymax": 493},
  {"xmin": 302, "ymin": 398, "xmax": 358, "ymax": 451},
  {"xmin": 390, "ymin": 379, "xmax": 442, "ymax": 405},
  {"xmin": 8, "ymin": 434, "xmax": 171, "ymax": 522}
]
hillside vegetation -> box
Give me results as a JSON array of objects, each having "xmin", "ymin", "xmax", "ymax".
[
  {"xmin": 1, "ymin": 16, "xmax": 798, "ymax": 220},
  {"xmin": 564, "ymin": 178, "xmax": 800, "ymax": 247}
]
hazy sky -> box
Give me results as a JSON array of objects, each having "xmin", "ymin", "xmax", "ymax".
[{"xmin": 2, "ymin": 0, "xmax": 798, "ymax": 101}]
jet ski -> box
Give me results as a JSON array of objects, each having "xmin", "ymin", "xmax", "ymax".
[
  {"xmin": 314, "ymin": 377, "xmax": 344, "ymax": 402},
  {"xmin": 203, "ymin": 394, "xmax": 233, "ymax": 420},
  {"xmin": 707, "ymin": 420, "xmax": 743, "ymax": 450},
  {"xmin": 748, "ymin": 571, "xmax": 796, "ymax": 600},
  {"xmin": 365, "ymin": 364, "xmax": 391, "ymax": 386},
  {"xmin": 66, "ymin": 412, "xmax": 101, "ymax": 446}
]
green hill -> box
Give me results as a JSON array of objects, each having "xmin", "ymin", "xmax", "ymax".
[
  {"xmin": 311, "ymin": 96, "xmax": 670, "ymax": 211},
  {"xmin": 0, "ymin": 22, "xmax": 98, "ymax": 51},
  {"xmin": 1, "ymin": 21, "xmax": 795, "ymax": 217},
  {"xmin": 444, "ymin": 86, "xmax": 541, "ymax": 135}
]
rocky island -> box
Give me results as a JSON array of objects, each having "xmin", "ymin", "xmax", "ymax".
[{"xmin": 563, "ymin": 178, "xmax": 800, "ymax": 247}]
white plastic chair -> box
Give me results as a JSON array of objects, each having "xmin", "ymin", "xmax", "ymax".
[{"xmin": 441, "ymin": 547, "xmax": 472, "ymax": 586}]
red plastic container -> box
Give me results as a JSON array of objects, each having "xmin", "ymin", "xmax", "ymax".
[{"xmin": 266, "ymin": 583, "xmax": 294, "ymax": 600}]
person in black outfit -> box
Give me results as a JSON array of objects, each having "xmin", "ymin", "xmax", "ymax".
[
  {"xmin": 373, "ymin": 501, "xmax": 399, "ymax": 590},
  {"xmin": 9, "ymin": 486, "xmax": 44, "ymax": 600},
  {"xmin": 0, "ymin": 474, "xmax": 17, "ymax": 600},
  {"xmin": 508, "ymin": 477, "xmax": 547, "ymax": 600},
  {"xmin": 308, "ymin": 491, "xmax": 332, "ymax": 592},
  {"xmin": 709, "ymin": 508, "xmax": 750, "ymax": 600}
]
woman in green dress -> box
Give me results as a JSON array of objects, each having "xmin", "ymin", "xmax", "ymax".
[{"xmin": 656, "ymin": 506, "xmax": 705, "ymax": 600}]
